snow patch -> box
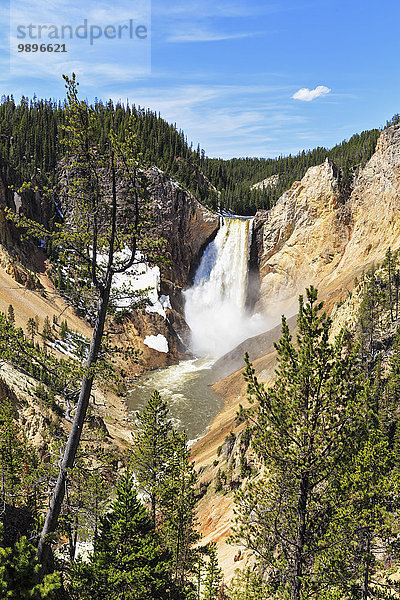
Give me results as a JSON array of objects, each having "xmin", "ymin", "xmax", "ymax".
[
  {"xmin": 105, "ymin": 249, "xmax": 167, "ymax": 317},
  {"xmin": 75, "ymin": 541, "xmax": 93, "ymax": 562},
  {"xmin": 160, "ymin": 295, "xmax": 172, "ymax": 310},
  {"xmin": 112, "ymin": 260, "xmax": 161, "ymax": 310},
  {"xmin": 169, "ymin": 178, "xmax": 181, "ymax": 189},
  {"xmin": 143, "ymin": 334, "xmax": 169, "ymax": 353},
  {"xmin": 145, "ymin": 294, "xmax": 172, "ymax": 318},
  {"xmin": 150, "ymin": 165, "xmax": 181, "ymax": 190},
  {"xmin": 49, "ymin": 331, "xmax": 89, "ymax": 361},
  {"xmin": 69, "ymin": 246, "xmax": 168, "ymax": 317},
  {"xmin": 13, "ymin": 192, "xmax": 22, "ymax": 212}
]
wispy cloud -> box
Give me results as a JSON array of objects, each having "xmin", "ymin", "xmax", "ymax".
[
  {"xmin": 10, "ymin": 0, "xmax": 149, "ymax": 23},
  {"xmin": 167, "ymin": 27, "xmax": 259, "ymax": 43},
  {"xmin": 6, "ymin": 52, "xmax": 148, "ymax": 86},
  {"xmin": 292, "ymin": 85, "xmax": 331, "ymax": 102},
  {"xmin": 154, "ymin": 0, "xmax": 277, "ymax": 19},
  {"xmin": 6, "ymin": 0, "xmax": 151, "ymax": 86},
  {"xmin": 109, "ymin": 82, "xmax": 307, "ymax": 158}
]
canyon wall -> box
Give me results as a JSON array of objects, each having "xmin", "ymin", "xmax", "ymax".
[
  {"xmin": 252, "ymin": 125, "xmax": 400, "ymax": 319},
  {"xmin": 0, "ymin": 163, "xmax": 220, "ymax": 372},
  {"xmin": 121, "ymin": 168, "xmax": 219, "ymax": 372},
  {"xmin": 194, "ymin": 124, "xmax": 400, "ymax": 578}
]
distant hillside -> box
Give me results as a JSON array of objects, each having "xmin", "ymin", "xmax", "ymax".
[
  {"xmin": 203, "ymin": 129, "xmax": 380, "ymax": 214},
  {"xmin": 0, "ymin": 95, "xmax": 394, "ymax": 215}
]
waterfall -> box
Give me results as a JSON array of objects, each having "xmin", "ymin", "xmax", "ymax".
[
  {"xmin": 184, "ymin": 217, "xmax": 265, "ymax": 358},
  {"xmin": 128, "ymin": 217, "xmax": 267, "ymax": 440}
]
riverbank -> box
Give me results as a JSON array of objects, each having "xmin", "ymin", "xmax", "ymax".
[{"xmin": 190, "ymin": 346, "xmax": 278, "ymax": 581}]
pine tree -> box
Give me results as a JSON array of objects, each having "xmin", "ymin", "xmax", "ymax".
[
  {"xmin": 0, "ymin": 391, "xmax": 30, "ymax": 508},
  {"xmin": 306, "ymin": 358, "xmax": 400, "ymax": 599},
  {"xmin": 5, "ymin": 73, "xmax": 159, "ymax": 572},
  {"xmin": 130, "ymin": 390, "xmax": 173, "ymax": 527},
  {"xmin": 131, "ymin": 394, "xmax": 201, "ymax": 594},
  {"xmin": 70, "ymin": 471, "xmax": 174, "ymax": 600},
  {"xmin": 7, "ymin": 304, "xmax": 15, "ymax": 325},
  {"xmin": 233, "ymin": 287, "xmax": 365, "ymax": 600},
  {"xmin": 359, "ymin": 269, "xmax": 386, "ymax": 358},
  {"xmin": 202, "ymin": 544, "xmax": 222, "ymax": 600},
  {"xmin": 0, "ymin": 525, "xmax": 60, "ymax": 599},
  {"xmin": 59, "ymin": 319, "xmax": 68, "ymax": 342},
  {"xmin": 0, "ymin": 90, "xmax": 381, "ymax": 216},
  {"xmin": 383, "ymin": 247, "xmax": 398, "ymax": 322},
  {"xmin": 228, "ymin": 569, "xmax": 268, "ymax": 600},
  {"xmin": 388, "ymin": 327, "xmax": 400, "ymax": 413},
  {"xmin": 335, "ymin": 354, "xmax": 400, "ymax": 599},
  {"xmin": 161, "ymin": 431, "xmax": 200, "ymax": 589},
  {"xmin": 329, "ymin": 425, "xmax": 399, "ymax": 600},
  {"xmin": 26, "ymin": 316, "xmax": 38, "ymax": 345},
  {"xmin": 42, "ymin": 316, "xmax": 53, "ymax": 341}
]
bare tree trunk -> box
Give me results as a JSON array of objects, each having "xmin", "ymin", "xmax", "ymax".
[
  {"xmin": 291, "ymin": 470, "xmax": 309, "ymax": 600},
  {"xmin": 37, "ymin": 286, "xmax": 110, "ymax": 571},
  {"xmin": 361, "ymin": 531, "xmax": 371, "ymax": 600}
]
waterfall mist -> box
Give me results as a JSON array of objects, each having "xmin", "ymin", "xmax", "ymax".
[{"xmin": 184, "ymin": 217, "xmax": 266, "ymax": 358}]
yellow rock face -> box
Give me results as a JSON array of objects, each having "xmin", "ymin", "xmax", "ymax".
[{"xmin": 256, "ymin": 125, "xmax": 400, "ymax": 317}]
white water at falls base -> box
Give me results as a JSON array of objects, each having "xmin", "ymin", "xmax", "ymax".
[{"xmin": 184, "ymin": 217, "xmax": 265, "ymax": 358}]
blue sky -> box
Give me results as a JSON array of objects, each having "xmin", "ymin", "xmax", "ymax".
[{"xmin": 0, "ymin": 0, "xmax": 399, "ymax": 158}]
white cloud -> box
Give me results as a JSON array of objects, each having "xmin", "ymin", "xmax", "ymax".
[
  {"xmin": 155, "ymin": 0, "xmax": 261, "ymax": 18},
  {"xmin": 292, "ymin": 85, "xmax": 331, "ymax": 102},
  {"xmin": 10, "ymin": 0, "xmax": 149, "ymax": 23},
  {"xmin": 154, "ymin": 0, "xmax": 291, "ymax": 19}
]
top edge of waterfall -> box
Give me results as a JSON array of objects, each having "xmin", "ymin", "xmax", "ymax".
[{"xmin": 217, "ymin": 210, "xmax": 254, "ymax": 220}]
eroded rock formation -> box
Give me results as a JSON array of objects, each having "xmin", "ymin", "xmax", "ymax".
[
  {"xmin": 121, "ymin": 168, "xmax": 219, "ymax": 371},
  {"xmin": 253, "ymin": 125, "xmax": 400, "ymax": 318},
  {"xmin": 149, "ymin": 167, "xmax": 219, "ymax": 310}
]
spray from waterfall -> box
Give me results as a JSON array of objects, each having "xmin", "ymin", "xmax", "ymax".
[{"xmin": 184, "ymin": 217, "xmax": 266, "ymax": 358}]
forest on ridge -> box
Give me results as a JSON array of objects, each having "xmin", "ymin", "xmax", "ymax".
[{"xmin": 0, "ymin": 94, "xmax": 391, "ymax": 216}]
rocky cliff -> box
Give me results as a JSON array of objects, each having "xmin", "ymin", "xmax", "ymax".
[
  {"xmin": 150, "ymin": 167, "xmax": 219, "ymax": 318},
  {"xmin": 253, "ymin": 125, "xmax": 400, "ymax": 319},
  {"xmin": 254, "ymin": 158, "xmax": 349, "ymax": 317},
  {"xmin": 0, "ymin": 163, "xmax": 219, "ymax": 372},
  {"xmin": 324, "ymin": 126, "xmax": 400, "ymax": 287},
  {"xmin": 119, "ymin": 167, "xmax": 219, "ymax": 372}
]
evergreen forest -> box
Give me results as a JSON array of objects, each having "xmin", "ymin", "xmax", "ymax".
[{"xmin": 0, "ymin": 95, "xmax": 392, "ymax": 216}]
